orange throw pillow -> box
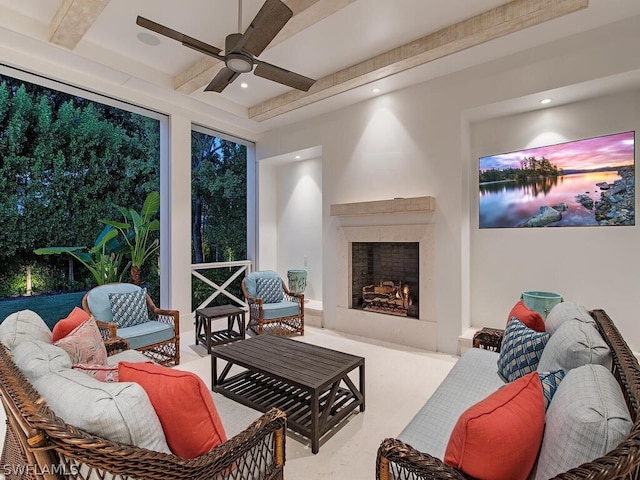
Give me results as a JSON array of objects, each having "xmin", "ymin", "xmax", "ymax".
[
  {"xmin": 508, "ymin": 300, "xmax": 545, "ymax": 332},
  {"xmin": 444, "ymin": 372, "xmax": 545, "ymax": 480},
  {"xmin": 52, "ymin": 307, "xmax": 90, "ymax": 342},
  {"xmin": 118, "ymin": 362, "xmax": 227, "ymax": 458}
]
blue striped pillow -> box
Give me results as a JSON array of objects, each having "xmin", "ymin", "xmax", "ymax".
[
  {"xmin": 538, "ymin": 370, "xmax": 565, "ymax": 410},
  {"xmin": 109, "ymin": 288, "xmax": 149, "ymax": 328},
  {"xmin": 498, "ymin": 318, "xmax": 549, "ymax": 382}
]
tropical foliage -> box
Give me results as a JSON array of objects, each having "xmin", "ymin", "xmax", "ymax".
[
  {"xmin": 0, "ymin": 75, "xmax": 160, "ymax": 295},
  {"xmin": 101, "ymin": 190, "xmax": 160, "ymax": 285}
]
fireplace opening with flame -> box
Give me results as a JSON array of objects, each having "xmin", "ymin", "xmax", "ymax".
[{"xmin": 351, "ymin": 242, "xmax": 419, "ymax": 318}]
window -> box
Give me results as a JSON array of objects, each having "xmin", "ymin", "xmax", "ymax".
[
  {"xmin": 191, "ymin": 124, "xmax": 255, "ymax": 309},
  {"xmin": 0, "ymin": 67, "xmax": 164, "ymax": 323}
]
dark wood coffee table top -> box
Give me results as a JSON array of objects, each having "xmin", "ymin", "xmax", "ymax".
[{"xmin": 214, "ymin": 334, "xmax": 362, "ymax": 389}]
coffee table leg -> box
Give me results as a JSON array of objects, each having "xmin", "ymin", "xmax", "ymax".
[
  {"xmin": 311, "ymin": 390, "xmax": 320, "ymax": 454},
  {"xmin": 211, "ymin": 355, "xmax": 218, "ymax": 388}
]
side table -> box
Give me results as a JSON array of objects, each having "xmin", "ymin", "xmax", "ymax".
[
  {"xmin": 472, "ymin": 327, "xmax": 504, "ymax": 352},
  {"xmin": 195, "ymin": 305, "xmax": 246, "ymax": 353}
]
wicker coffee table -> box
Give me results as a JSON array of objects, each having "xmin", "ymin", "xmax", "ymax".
[{"xmin": 211, "ymin": 335, "xmax": 365, "ymax": 453}]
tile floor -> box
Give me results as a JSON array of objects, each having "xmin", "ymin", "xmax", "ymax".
[
  {"xmin": 181, "ymin": 323, "xmax": 458, "ymax": 479},
  {"xmin": 0, "ymin": 323, "xmax": 459, "ymax": 480}
]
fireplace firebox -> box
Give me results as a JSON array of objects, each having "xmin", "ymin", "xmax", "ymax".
[{"xmin": 351, "ymin": 242, "xmax": 419, "ymax": 318}]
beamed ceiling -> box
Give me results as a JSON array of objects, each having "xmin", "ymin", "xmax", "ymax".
[{"xmin": 0, "ymin": 0, "xmax": 638, "ymax": 132}]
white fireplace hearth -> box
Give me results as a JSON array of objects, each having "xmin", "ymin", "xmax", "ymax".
[{"xmin": 335, "ymin": 224, "xmax": 436, "ymax": 351}]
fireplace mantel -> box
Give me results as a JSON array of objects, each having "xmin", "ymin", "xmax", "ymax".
[{"xmin": 330, "ymin": 196, "xmax": 435, "ymax": 217}]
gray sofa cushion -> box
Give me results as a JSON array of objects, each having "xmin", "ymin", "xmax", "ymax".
[
  {"xmin": 32, "ymin": 368, "xmax": 171, "ymax": 454},
  {"xmin": 398, "ymin": 348, "xmax": 505, "ymax": 459},
  {"xmin": 545, "ymin": 301, "xmax": 594, "ymax": 335},
  {"xmin": 12, "ymin": 340, "xmax": 71, "ymax": 381},
  {"xmin": 0, "ymin": 310, "xmax": 52, "ymax": 350},
  {"xmin": 535, "ymin": 364, "xmax": 632, "ymax": 479},
  {"xmin": 537, "ymin": 319, "xmax": 610, "ymax": 372}
]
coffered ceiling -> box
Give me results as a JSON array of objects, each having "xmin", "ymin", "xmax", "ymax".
[{"xmin": 0, "ymin": 0, "xmax": 638, "ymax": 132}]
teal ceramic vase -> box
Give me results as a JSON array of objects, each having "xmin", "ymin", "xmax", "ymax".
[{"xmin": 287, "ymin": 269, "xmax": 307, "ymax": 294}]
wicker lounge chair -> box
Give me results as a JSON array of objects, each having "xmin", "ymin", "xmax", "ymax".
[
  {"xmin": 376, "ymin": 309, "xmax": 640, "ymax": 480},
  {"xmin": 242, "ymin": 270, "xmax": 304, "ymax": 336},
  {"xmin": 82, "ymin": 283, "xmax": 180, "ymax": 366},
  {"xmin": 0, "ymin": 338, "xmax": 286, "ymax": 480}
]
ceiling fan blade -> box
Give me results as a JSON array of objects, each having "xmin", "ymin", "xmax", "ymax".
[
  {"xmin": 254, "ymin": 61, "xmax": 315, "ymax": 92},
  {"xmin": 241, "ymin": 0, "xmax": 292, "ymax": 57},
  {"xmin": 204, "ymin": 67, "xmax": 241, "ymax": 93},
  {"xmin": 136, "ymin": 16, "xmax": 223, "ymax": 59}
]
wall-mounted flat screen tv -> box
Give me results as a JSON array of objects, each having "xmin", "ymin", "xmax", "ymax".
[{"xmin": 479, "ymin": 131, "xmax": 635, "ymax": 228}]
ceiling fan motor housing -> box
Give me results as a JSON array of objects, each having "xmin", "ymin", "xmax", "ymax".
[{"xmin": 225, "ymin": 33, "xmax": 254, "ymax": 73}]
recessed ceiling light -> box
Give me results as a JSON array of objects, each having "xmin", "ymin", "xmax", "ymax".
[
  {"xmin": 372, "ymin": 88, "xmax": 381, "ymax": 94},
  {"xmin": 540, "ymin": 98, "xmax": 552, "ymax": 104},
  {"xmin": 240, "ymin": 82, "xmax": 248, "ymax": 89},
  {"xmin": 295, "ymin": 155, "xmax": 301, "ymax": 159},
  {"xmin": 137, "ymin": 32, "xmax": 160, "ymax": 46}
]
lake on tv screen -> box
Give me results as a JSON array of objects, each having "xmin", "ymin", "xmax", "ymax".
[{"xmin": 478, "ymin": 131, "xmax": 635, "ymax": 228}]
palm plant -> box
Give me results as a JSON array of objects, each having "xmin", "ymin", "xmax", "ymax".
[
  {"xmin": 101, "ymin": 191, "xmax": 160, "ymax": 285},
  {"xmin": 35, "ymin": 226, "xmax": 128, "ymax": 286}
]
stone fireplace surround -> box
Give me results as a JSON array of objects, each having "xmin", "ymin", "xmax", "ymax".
[{"xmin": 336, "ymin": 224, "xmax": 436, "ymax": 351}]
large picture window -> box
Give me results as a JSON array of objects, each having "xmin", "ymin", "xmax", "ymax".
[
  {"xmin": 0, "ymin": 69, "xmax": 163, "ymax": 326},
  {"xmin": 191, "ymin": 125, "xmax": 254, "ymax": 310}
]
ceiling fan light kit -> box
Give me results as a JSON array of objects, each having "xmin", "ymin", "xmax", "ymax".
[{"xmin": 136, "ymin": 0, "xmax": 316, "ymax": 93}]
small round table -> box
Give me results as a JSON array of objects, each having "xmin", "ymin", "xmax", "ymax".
[{"xmin": 195, "ymin": 305, "xmax": 246, "ymax": 353}]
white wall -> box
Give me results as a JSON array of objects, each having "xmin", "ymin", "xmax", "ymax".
[
  {"xmin": 256, "ymin": 16, "xmax": 640, "ymax": 354},
  {"xmin": 470, "ymin": 90, "xmax": 640, "ymax": 333},
  {"xmin": 276, "ymin": 158, "xmax": 323, "ymax": 301}
]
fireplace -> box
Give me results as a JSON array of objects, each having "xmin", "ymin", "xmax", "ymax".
[
  {"xmin": 351, "ymin": 242, "xmax": 419, "ymax": 318},
  {"xmin": 335, "ymin": 224, "xmax": 436, "ymax": 351}
]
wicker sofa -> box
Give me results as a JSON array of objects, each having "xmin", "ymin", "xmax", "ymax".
[
  {"xmin": 0, "ymin": 311, "xmax": 286, "ymax": 480},
  {"xmin": 377, "ymin": 307, "xmax": 640, "ymax": 480}
]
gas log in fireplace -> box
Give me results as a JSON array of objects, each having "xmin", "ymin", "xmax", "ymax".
[{"xmin": 351, "ymin": 242, "xmax": 419, "ymax": 318}]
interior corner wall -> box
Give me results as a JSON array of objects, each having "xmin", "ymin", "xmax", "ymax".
[
  {"xmin": 255, "ymin": 16, "xmax": 640, "ymax": 354},
  {"xmin": 276, "ymin": 158, "xmax": 323, "ymax": 301},
  {"xmin": 257, "ymin": 161, "xmax": 278, "ymax": 272},
  {"xmin": 469, "ymin": 90, "xmax": 640, "ymax": 349}
]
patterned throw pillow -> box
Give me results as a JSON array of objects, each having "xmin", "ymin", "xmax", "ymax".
[
  {"xmin": 498, "ymin": 318, "xmax": 549, "ymax": 382},
  {"xmin": 53, "ymin": 317, "xmax": 108, "ymax": 366},
  {"xmin": 256, "ymin": 277, "xmax": 284, "ymax": 304},
  {"xmin": 109, "ymin": 288, "xmax": 150, "ymax": 328},
  {"xmin": 538, "ymin": 370, "xmax": 565, "ymax": 410}
]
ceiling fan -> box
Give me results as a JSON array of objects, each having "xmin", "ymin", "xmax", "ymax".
[{"xmin": 136, "ymin": 0, "xmax": 316, "ymax": 93}]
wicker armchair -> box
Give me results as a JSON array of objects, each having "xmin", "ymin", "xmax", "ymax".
[
  {"xmin": 376, "ymin": 309, "xmax": 640, "ymax": 480},
  {"xmin": 0, "ymin": 340, "xmax": 286, "ymax": 480},
  {"xmin": 241, "ymin": 271, "xmax": 304, "ymax": 336},
  {"xmin": 82, "ymin": 283, "xmax": 180, "ymax": 366}
]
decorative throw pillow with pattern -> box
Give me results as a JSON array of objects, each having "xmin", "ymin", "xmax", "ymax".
[
  {"xmin": 256, "ymin": 277, "xmax": 284, "ymax": 303},
  {"xmin": 109, "ymin": 288, "xmax": 150, "ymax": 328}
]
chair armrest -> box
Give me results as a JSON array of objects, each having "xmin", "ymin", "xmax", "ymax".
[
  {"xmin": 145, "ymin": 295, "xmax": 180, "ymax": 333},
  {"xmin": 283, "ymin": 284, "xmax": 304, "ymax": 301},
  {"xmin": 104, "ymin": 337, "xmax": 131, "ymax": 356},
  {"xmin": 95, "ymin": 319, "xmax": 117, "ymax": 341},
  {"xmin": 377, "ymin": 438, "xmax": 467, "ymax": 480}
]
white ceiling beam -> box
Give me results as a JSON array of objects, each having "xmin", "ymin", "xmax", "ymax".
[
  {"xmin": 49, "ymin": 0, "xmax": 111, "ymax": 50},
  {"xmin": 249, "ymin": 0, "xmax": 589, "ymax": 122},
  {"xmin": 174, "ymin": 0, "xmax": 356, "ymax": 94}
]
